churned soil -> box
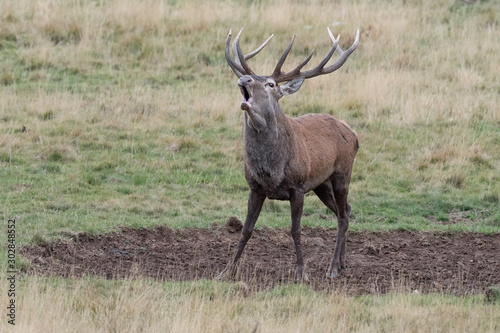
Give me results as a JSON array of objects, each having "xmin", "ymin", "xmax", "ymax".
[{"xmin": 21, "ymin": 220, "xmax": 500, "ymax": 295}]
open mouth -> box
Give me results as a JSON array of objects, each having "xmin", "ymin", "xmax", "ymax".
[{"xmin": 239, "ymin": 85, "xmax": 253, "ymax": 104}]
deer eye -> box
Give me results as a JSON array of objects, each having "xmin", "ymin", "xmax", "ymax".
[{"xmin": 267, "ymin": 82, "xmax": 275, "ymax": 88}]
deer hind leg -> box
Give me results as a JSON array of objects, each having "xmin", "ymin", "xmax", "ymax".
[
  {"xmin": 218, "ymin": 190, "xmax": 265, "ymax": 281},
  {"xmin": 313, "ymin": 181, "xmax": 338, "ymax": 217},
  {"xmin": 314, "ymin": 181, "xmax": 350, "ymax": 273},
  {"xmin": 326, "ymin": 173, "xmax": 351, "ymax": 279},
  {"xmin": 340, "ymin": 202, "xmax": 352, "ymax": 268}
]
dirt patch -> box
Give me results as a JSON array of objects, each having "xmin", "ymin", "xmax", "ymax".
[
  {"xmin": 21, "ymin": 226, "xmax": 500, "ymax": 295},
  {"xmin": 224, "ymin": 216, "xmax": 243, "ymax": 233}
]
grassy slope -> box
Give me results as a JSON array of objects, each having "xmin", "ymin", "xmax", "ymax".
[
  {"xmin": 1, "ymin": 0, "xmax": 499, "ymax": 245},
  {"xmin": 1, "ymin": 0, "xmax": 500, "ymax": 331}
]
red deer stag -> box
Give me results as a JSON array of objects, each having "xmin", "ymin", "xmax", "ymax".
[{"xmin": 219, "ymin": 27, "xmax": 360, "ymax": 281}]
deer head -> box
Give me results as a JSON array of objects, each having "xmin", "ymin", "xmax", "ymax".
[{"xmin": 225, "ymin": 28, "xmax": 360, "ymax": 125}]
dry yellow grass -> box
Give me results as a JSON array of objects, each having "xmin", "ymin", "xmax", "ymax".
[{"xmin": 1, "ymin": 276, "xmax": 499, "ymax": 333}]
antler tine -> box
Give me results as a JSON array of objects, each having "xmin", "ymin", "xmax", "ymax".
[
  {"xmin": 225, "ymin": 29, "xmax": 245, "ymax": 77},
  {"xmin": 328, "ymin": 26, "xmax": 342, "ymax": 55},
  {"xmin": 244, "ymin": 33, "xmax": 274, "ymax": 60},
  {"xmin": 227, "ymin": 28, "xmax": 274, "ymax": 78},
  {"xmin": 303, "ymin": 28, "xmax": 360, "ymax": 79},
  {"xmin": 234, "ymin": 28, "xmax": 255, "ymax": 75},
  {"xmin": 231, "ymin": 28, "xmax": 243, "ymax": 67},
  {"xmin": 271, "ymin": 35, "xmax": 296, "ymax": 78}
]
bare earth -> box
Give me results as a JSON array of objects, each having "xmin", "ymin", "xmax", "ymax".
[{"xmin": 21, "ymin": 221, "xmax": 500, "ymax": 295}]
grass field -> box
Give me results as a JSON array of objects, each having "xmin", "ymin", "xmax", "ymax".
[{"xmin": 1, "ymin": 0, "xmax": 500, "ymax": 331}]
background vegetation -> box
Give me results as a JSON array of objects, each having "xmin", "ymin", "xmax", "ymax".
[{"xmin": 1, "ymin": 0, "xmax": 499, "ymax": 331}]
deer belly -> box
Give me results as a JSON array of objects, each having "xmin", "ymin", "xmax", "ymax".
[{"xmin": 303, "ymin": 165, "xmax": 336, "ymax": 192}]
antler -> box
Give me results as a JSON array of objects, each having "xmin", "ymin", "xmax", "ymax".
[
  {"xmin": 225, "ymin": 28, "xmax": 360, "ymax": 82},
  {"xmin": 272, "ymin": 28, "xmax": 360, "ymax": 83},
  {"xmin": 225, "ymin": 28, "xmax": 274, "ymax": 78}
]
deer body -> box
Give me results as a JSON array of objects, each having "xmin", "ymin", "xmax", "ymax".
[
  {"xmin": 244, "ymin": 106, "xmax": 358, "ymax": 201},
  {"xmin": 219, "ymin": 28, "xmax": 359, "ymax": 281}
]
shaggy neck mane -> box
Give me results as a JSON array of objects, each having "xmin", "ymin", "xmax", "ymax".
[{"xmin": 243, "ymin": 105, "xmax": 294, "ymax": 184}]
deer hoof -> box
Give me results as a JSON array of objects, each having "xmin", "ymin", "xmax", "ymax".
[
  {"xmin": 216, "ymin": 272, "xmax": 226, "ymax": 281},
  {"xmin": 216, "ymin": 269, "xmax": 230, "ymax": 281},
  {"xmin": 217, "ymin": 266, "xmax": 237, "ymax": 281},
  {"xmin": 326, "ymin": 269, "xmax": 340, "ymax": 279},
  {"xmin": 296, "ymin": 273, "xmax": 309, "ymax": 283}
]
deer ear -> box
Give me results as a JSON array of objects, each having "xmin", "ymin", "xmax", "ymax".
[{"xmin": 280, "ymin": 77, "xmax": 305, "ymax": 96}]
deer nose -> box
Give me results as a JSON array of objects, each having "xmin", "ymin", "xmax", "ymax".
[{"xmin": 238, "ymin": 75, "xmax": 254, "ymax": 87}]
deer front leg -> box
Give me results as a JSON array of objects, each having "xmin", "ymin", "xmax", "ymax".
[
  {"xmin": 218, "ymin": 190, "xmax": 265, "ymax": 281},
  {"xmin": 290, "ymin": 191, "xmax": 307, "ymax": 282}
]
